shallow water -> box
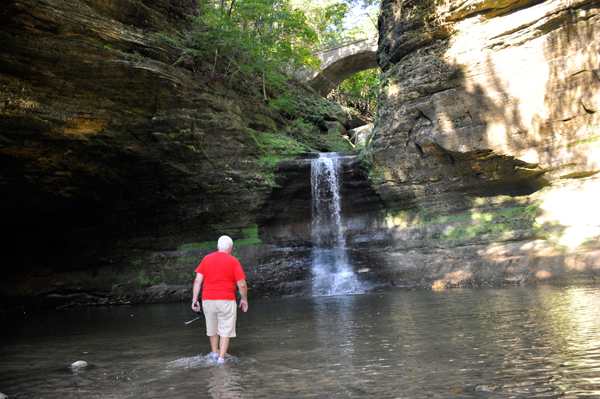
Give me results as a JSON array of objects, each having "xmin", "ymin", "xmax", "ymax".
[{"xmin": 2, "ymin": 285, "xmax": 600, "ymax": 398}]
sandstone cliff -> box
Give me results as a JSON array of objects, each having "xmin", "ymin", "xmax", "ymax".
[
  {"xmin": 2, "ymin": 0, "xmax": 599, "ymax": 309},
  {"xmin": 363, "ymin": 0, "xmax": 600, "ymax": 288},
  {"xmin": 0, "ymin": 0, "xmax": 352, "ymax": 307}
]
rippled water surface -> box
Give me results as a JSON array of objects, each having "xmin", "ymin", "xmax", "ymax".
[{"xmin": 2, "ymin": 285, "xmax": 600, "ymax": 398}]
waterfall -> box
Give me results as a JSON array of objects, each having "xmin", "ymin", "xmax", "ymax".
[{"xmin": 310, "ymin": 153, "xmax": 363, "ymax": 296}]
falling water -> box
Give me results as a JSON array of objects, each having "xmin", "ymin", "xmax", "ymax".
[{"xmin": 310, "ymin": 153, "xmax": 363, "ymax": 296}]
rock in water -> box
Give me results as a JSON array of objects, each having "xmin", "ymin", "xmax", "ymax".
[
  {"xmin": 0, "ymin": 392, "xmax": 9, "ymax": 399},
  {"xmin": 70, "ymin": 360, "xmax": 89, "ymax": 371}
]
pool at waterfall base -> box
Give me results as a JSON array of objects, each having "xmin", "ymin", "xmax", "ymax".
[{"xmin": 2, "ymin": 284, "xmax": 600, "ymax": 398}]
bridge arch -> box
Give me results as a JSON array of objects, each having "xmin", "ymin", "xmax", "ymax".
[{"xmin": 297, "ymin": 36, "xmax": 379, "ymax": 97}]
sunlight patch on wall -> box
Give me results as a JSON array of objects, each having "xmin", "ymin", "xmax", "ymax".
[{"xmin": 538, "ymin": 178, "xmax": 600, "ymax": 248}]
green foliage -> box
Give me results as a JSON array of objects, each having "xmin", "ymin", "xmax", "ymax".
[
  {"xmin": 433, "ymin": 206, "xmax": 541, "ymax": 242},
  {"xmin": 131, "ymin": 258, "xmax": 142, "ymax": 266},
  {"xmin": 330, "ymin": 68, "xmax": 381, "ymax": 116},
  {"xmin": 150, "ymin": 0, "xmax": 376, "ymax": 184},
  {"xmin": 184, "ymin": 0, "xmax": 318, "ymax": 99},
  {"xmin": 291, "ymin": 86, "xmax": 345, "ymax": 123},
  {"xmin": 131, "ymin": 270, "xmax": 164, "ymax": 287},
  {"xmin": 412, "ymin": 205, "xmax": 541, "ymax": 243},
  {"xmin": 421, "ymin": 205, "xmax": 540, "ymax": 229},
  {"xmin": 296, "ymin": 0, "xmax": 350, "ymax": 43},
  {"xmin": 235, "ymin": 225, "xmax": 262, "ymax": 245},
  {"xmin": 177, "ymin": 226, "xmax": 261, "ymax": 251},
  {"xmin": 566, "ymin": 135, "xmax": 600, "ymax": 147},
  {"xmin": 324, "ymin": 135, "xmax": 353, "ymax": 152},
  {"xmin": 291, "ymin": 117, "xmax": 314, "ymax": 134},
  {"xmin": 136, "ymin": 270, "xmax": 151, "ymax": 285},
  {"xmin": 252, "ymin": 131, "xmax": 307, "ymax": 157},
  {"xmin": 268, "ymin": 93, "xmax": 298, "ymax": 116},
  {"xmin": 384, "ymin": 204, "xmax": 541, "ymax": 241},
  {"xmin": 324, "ymin": 3, "xmax": 350, "ymax": 35},
  {"xmin": 109, "ymin": 283, "xmax": 120, "ymax": 296},
  {"xmin": 250, "ymin": 130, "xmax": 311, "ymax": 176},
  {"xmin": 291, "ymin": 0, "xmax": 378, "ymax": 44}
]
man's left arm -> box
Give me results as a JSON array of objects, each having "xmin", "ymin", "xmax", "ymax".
[{"xmin": 236, "ymin": 279, "xmax": 248, "ymax": 312}]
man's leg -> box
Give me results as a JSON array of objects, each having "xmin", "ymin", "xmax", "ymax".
[
  {"xmin": 219, "ymin": 336, "xmax": 230, "ymax": 360},
  {"xmin": 209, "ymin": 334, "xmax": 219, "ymax": 357},
  {"xmin": 215, "ymin": 300, "xmax": 237, "ymax": 363},
  {"xmin": 203, "ymin": 301, "xmax": 220, "ymax": 359}
]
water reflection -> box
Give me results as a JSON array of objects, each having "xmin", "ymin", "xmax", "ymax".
[
  {"xmin": 2, "ymin": 285, "xmax": 600, "ymax": 398},
  {"xmin": 314, "ymin": 295, "xmax": 358, "ymax": 367},
  {"xmin": 208, "ymin": 364, "xmax": 249, "ymax": 399},
  {"xmin": 546, "ymin": 287, "xmax": 600, "ymax": 396}
]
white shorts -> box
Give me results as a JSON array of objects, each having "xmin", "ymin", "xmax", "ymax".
[{"xmin": 202, "ymin": 300, "xmax": 237, "ymax": 338}]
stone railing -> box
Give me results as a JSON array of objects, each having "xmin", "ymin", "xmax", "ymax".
[{"xmin": 311, "ymin": 33, "xmax": 377, "ymax": 55}]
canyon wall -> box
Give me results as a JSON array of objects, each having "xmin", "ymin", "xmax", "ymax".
[
  {"xmin": 1, "ymin": 0, "xmax": 599, "ymax": 309},
  {"xmin": 0, "ymin": 0, "xmax": 353, "ymax": 308},
  {"xmin": 362, "ymin": 0, "xmax": 600, "ymax": 288}
]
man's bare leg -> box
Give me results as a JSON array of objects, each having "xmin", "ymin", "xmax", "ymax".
[
  {"xmin": 209, "ymin": 334, "xmax": 219, "ymax": 357},
  {"xmin": 219, "ymin": 336, "xmax": 230, "ymax": 360}
]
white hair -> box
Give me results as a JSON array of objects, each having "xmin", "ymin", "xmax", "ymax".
[{"xmin": 217, "ymin": 235, "xmax": 233, "ymax": 251}]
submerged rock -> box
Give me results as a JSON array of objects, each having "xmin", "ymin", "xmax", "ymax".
[{"xmin": 70, "ymin": 361, "xmax": 89, "ymax": 371}]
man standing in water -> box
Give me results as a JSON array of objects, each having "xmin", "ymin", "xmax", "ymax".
[{"xmin": 192, "ymin": 235, "xmax": 249, "ymax": 364}]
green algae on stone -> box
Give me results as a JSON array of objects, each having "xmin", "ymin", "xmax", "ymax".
[
  {"xmin": 177, "ymin": 224, "xmax": 261, "ymax": 251},
  {"xmin": 426, "ymin": 205, "xmax": 542, "ymax": 243}
]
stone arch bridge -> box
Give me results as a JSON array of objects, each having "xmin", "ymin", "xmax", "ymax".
[{"xmin": 297, "ymin": 35, "xmax": 379, "ymax": 97}]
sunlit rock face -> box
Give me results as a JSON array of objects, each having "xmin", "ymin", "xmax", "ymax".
[
  {"xmin": 2, "ymin": 0, "xmax": 599, "ymax": 308},
  {"xmin": 366, "ymin": 0, "xmax": 600, "ymax": 288}
]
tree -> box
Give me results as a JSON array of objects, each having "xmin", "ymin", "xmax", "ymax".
[
  {"xmin": 292, "ymin": 0, "xmax": 350, "ymax": 44},
  {"xmin": 238, "ymin": 0, "xmax": 317, "ymax": 99},
  {"xmin": 186, "ymin": 0, "xmax": 317, "ymax": 100}
]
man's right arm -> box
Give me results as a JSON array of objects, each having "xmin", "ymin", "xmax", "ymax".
[
  {"xmin": 236, "ymin": 279, "xmax": 248, "ymax": 312},
  {"xmin": 192, "ymin": 273, "xmax": 203, "ymax": 311}
]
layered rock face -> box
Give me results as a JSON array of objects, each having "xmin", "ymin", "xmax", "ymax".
[
  {"xmin": 365, "ymin": 0, "xmax": 600, "ymax": 287},
  {"xmin": 0, "ymin": 0, "xmax": 352, "ymax": 307},
  {"xmin": 2, "ymin": 0, "xmax": 599, "ymax": 308}
]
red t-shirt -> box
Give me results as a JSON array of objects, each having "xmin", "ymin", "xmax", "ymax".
[{"xmin": 195, "ymin": 251, "xmax": 246, "ymax": 300}]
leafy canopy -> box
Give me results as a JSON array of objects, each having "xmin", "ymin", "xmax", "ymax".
[
  {"xmin": 187, "ymin": 0, "xmax": 319, "ymax": 97},
  {"xmin": 167, "ymin": 0, "xmax": 382, "ymax": 123}
]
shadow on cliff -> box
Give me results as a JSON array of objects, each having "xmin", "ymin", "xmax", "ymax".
[
  {"xmin": 364, "ymin": 0, "xmax": 600, "ymax": 289},
  {"xmin": 251, "ymin": 0, "xmax": 600, "ymax": 293}
]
